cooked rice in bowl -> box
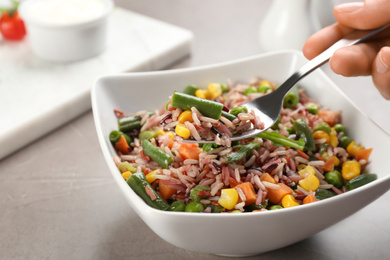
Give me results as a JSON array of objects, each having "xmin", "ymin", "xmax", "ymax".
[{"xmin": 108, "ymin": 76, "xmax": 376, "ymax": 213}]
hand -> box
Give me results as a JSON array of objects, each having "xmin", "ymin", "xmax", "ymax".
[{"xmin": 302, "ymin": 0, "xmax": 390, "ymax": 99}]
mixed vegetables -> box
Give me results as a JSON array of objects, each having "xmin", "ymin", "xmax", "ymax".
[{"xmin": 109, "ymin": 78, "xmax": 377, "ymax": 213}]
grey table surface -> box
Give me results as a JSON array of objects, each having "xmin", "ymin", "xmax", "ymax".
[{"xmin": 1, "ymin": 1, "xmax": 390, "ymax": 259}]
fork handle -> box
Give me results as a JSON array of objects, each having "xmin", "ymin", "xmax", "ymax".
[{"xmin": 276, "ymin": 24, "xmax": 390, "ymax": 96}]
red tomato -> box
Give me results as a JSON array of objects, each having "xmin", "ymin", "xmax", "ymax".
[{"xmin": 0, "ymin": 11, "xmax": 26, "ymax": 41}]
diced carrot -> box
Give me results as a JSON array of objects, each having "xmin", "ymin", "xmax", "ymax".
[
  {"xmin": 228, "ymin": 177, "xmax": 240, "ymax": 188},
  {"xmin": 321, "ymin": 156, "xmax": 337, "ymax": 172},
  {"xmin": 260, "ymin": 172, "xmax": 277, "ymax": 184},
  {"xmin": 356, "ymin": 148, "xmax": 373, "ymax": 161},
  {"xmin": 235, "ymin": 182, "xmax": 257, "ymax": 206},
  {"xmin": 303, "ymin": 193, "xmax": 316, "ymax": 204},
  {"xmin": 159, "ymin": 182, "xmax": 176, "ymax": 200},
  {"xmin": 297, "ymin": 149, "xmax": 309, "ymax": 159},
  {"xmin": 115, "ymin": 135, "xmax": 130, "ymax": 154},
  {"xmin": 318, "ymin": 110, "xmax": 338, "ymax": 126},
  {"xmin": 178, "ymin": 143, "xmax": 202, "ymax": 160},
  {"xmin": 266, "ymin": 183, "xmax": 293, "ymax": 204}
]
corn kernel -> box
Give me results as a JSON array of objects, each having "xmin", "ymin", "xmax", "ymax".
[
  {"xmin": 347, "ymin": 141, "xmax": 364, "ymax": 157},
  {"xmin": 298, "ymin": 165, "xmax": 316, "ymax": 178},
  {"xmin": 299, "ymin": 173, "xmax": 320, "ymax": 191},
  {"xmin": 146, "ymin": 169, "xmax": 162, "ymax": 183},
  {"xmin": 218, "ymin": 188, "xmax": 239, "ymax": 210},
  {"xmin": 175, "ymin": 123, "xmax": 191, "ymax": 139},
  {"xmin": 329, "ymin": 128, "xmax": 339, "ymax": 148},
  {"xmin": 195, "ymin": 89, "xmax": 211, "ymax": 99},
  {"xmin": 342, "ymin": 160, "xmax": 361, "ymax": 180},
  {"xmin": 281, "ymin": 194, "xmax": 299, "ymax": 208},
  {"xmin": 297, "ymin": 164, "xmax": 307, "ymax": 171},
  {"xmin": 178, "ymin": 110, "xmax": 193, "ymax": 124},
  {"xmin": 313, "ymin": 130, "xmax": 330, "ymax": 143},
  {"xmin": 208, "ymin": 83, "xmax": 222, "ymax": 99},
  {"xmin": 157, "ymin": 129, "xmax": 175, "ymax": 140},
  {"xmin": 121, "ymin": 171, "xmax": 131, "ymax": 181}
]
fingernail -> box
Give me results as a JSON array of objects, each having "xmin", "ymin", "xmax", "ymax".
[
  {"xmin": 334, "ymin": 2, "xmax": 363, "ymax": 13},
  {"xmin": 376, "ymin": 49, "xmax": 390, "ymax": 74}
]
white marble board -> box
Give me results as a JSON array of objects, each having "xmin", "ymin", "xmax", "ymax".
[{"xmin": 0, "ymin": 7, "xmax": 193, "ymax": 160}]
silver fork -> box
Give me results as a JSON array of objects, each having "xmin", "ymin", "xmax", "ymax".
[{"xmin": 192, "ymin": 24, "xmax": 390, "ymax": 144}]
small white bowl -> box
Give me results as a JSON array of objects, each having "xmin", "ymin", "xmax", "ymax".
[
  {"xmin": 91, "ymin": 50, "xmax": 390, "ymax": 256},
  {"xmin": 19, "ymin": 0, "xmax": 113, "ymax": 62}
]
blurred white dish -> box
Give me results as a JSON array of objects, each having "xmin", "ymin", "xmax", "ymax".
[
  {"xmin": 19, "ymin": 0, "xmax": 113, "ymax": 62},
  {"xmin": 91, "ymin": 50, "xmax": 390, "ymax": 256}
]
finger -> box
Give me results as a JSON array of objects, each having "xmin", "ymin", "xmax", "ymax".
[
  {"xmin": 334, "ymin": 0, "xmax": 390, "ymax": 30},
  {"xmin": 303, "ymin": 23, "xmax": 354, "ymax": 60},
  {"xmin": 372, "ymin": 46, "xmax": 390, "ymax": 99},
  {"xmin": 329, "ymin": 42, "xmax": 381, "ymax": 77}
]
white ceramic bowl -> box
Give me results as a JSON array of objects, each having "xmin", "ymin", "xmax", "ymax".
[
  {"xmin": 91, "ymin": 50, "xmax": 390, "ymax": 256},
  {"xmin": 19, "ymin": 0, "xmax": 113, "ymax": 62}
]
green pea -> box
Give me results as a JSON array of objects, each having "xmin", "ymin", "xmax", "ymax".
[
  {"xmin": 306, "ymin": 104, "xmax": 318, "ymax": 114},
  {"xmin": 334, "ymin": 124, "xmax": 347, "ymax": 135},
  {"xmin": 231, "ymin": 210, "xmax": 242, "ymax": 213},
  {"xmin": 340, "ymin": 136, "xmax": 353, "ymax": 149},
  {"xmin": 220, "ymin": 83, "xmax": 229, "ymax": 93},
  {"xmin": 314, "ymin": 122, "xmax": 331, "ymax": 134},
  {"xmin": 229, "ymin": 105, "xmax": 248, "ymax": 116},
  {"xmin": 185, "ymin": 201, "xmax": 204, "ymax": 212},
  {"xmin": 244, "ymin": 86, "xmax": 258, "ymax": 96},
  {"xmin": 258, "ymin": 83, "xmax": 272, "ymax": 93},
  {"xmin": 169, "ymin": 201, "xmax": 186, "ymax": 212},
  {"xmin": 269, "ymin": 205, "xmax": 283, "ymax": 210},
  {"xmin": 325, "ymin": 170, "xmax": 343, "ymax": 189}
]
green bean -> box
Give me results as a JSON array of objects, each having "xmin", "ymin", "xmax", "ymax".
[
  {"xmin": 169, "ymin": 201, "xmax": 186, "ymax": 211},
  {"xmin": 244, "ymin": 86, "xmax": 258, "ymax": 96},
  {"xmin": 139, "ymin": 130, "xmax": 159, "ymax": 141},
  {"xmin": 315, "ymin": 189, "xmax": 337, "ymax": 200},
  {"xmin": 127, "ymin": 172, "xmax": 170, "ymax": 210},
  {"xmin": 257, "ymin": 131, "xmax": 305, "ymax": 150},
  {"xmin": 346, "ymin": 173, "xmax": 377, "ymax": 191},
  {"xmin": 340, "ymin": 136, "xmax": 353, "ymax": 149},
  {"xmin": 283, "ymin": 85, "xmax": 299, "ymax": 108},
  {"xmin": 171, "ymin": 92, "xmax": 223, "ymax": 119},
  {"xmin": 325, "ymin": 170, "xmax": 343, "ymax": 189},
  {"xmin": 182, "ymin": 85, "xmax": 198, "ymax": 96},
  {"xmin": 221, "ymin": 111, "xmax": 237, "ymax": 121},
  {"xmin": 142, "ymin": 140, "xmax": 173, "ymax": 169},
  {"xmin": 292, "ymin": 119, "xmax": 316, "ymax": 151},
  {"xmin": 118, "ymin": 115, "xmax": 141, "ymax": 133},
  {"xmin": 314, "ymin": 122, "xmax": 331, "ymax": 134},
  {"xmin": 118, "ymin": 161, "xmax": 137, "ymax": 173},
  {"xmin": 226, "ymin": 142, "xmax": 260, "ymax": 163},
  {"xmin": 244, "ymin": 199, "xmax": 268, "ymax": 211},
  {"xmin": 109, "ymin": 130, "xmax": 132, "ymax": 144},
  {"xmin": 189, "ymin": 185, "xmax": 211, "ymax": 202},
  {"xmin": 306, "ymin": 103, "xmax": 318, "ymax": 114},
  {"xmin": 229, "ymin": 105, "xmax": 248, "ymax": 117},
  {"xmin": 208, "ymin": 204, "xmax": 225, "ymax": 213},
  {"xmin": 271, "ymin": 115, "xmax": 281, "ymax": 130},
  {"xmin": 185, "ymin": 201, "xmax": 204, "ymax": 212}
]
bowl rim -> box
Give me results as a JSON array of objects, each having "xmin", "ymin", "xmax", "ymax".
[
  {"xmin": 19, "ymin": 0, "xmax": 114, "ymax": 29},
  {"xmin": 91, "ymin": 49, "xmax": 390, "ymax": 218}
]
